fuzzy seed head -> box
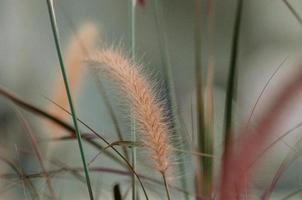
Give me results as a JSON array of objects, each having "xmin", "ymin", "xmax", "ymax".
[{"xmin": 89, "ymin": 49, "xmax": 171, "ymax": 173}]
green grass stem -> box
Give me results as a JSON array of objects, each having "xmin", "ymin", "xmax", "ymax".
[
  {"xmin": 129, "ymin": 1, "xmax": 137, "ymax": 199},
  {"xmin": 223, "ymin": 0, "xmax": 243, "ymax": 150},
  {"xmin": 45, "ymin": 0, "xmax": 94, "ymax": 199}
]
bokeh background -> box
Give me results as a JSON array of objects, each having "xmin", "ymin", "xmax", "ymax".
[{"xmin": 1, "ymin": 0, "xmax": 302, "ymax": 199}]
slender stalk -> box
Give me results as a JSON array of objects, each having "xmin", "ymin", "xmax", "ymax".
[
  {"xmin": 161, "ymin": 173, "xmax": 171, "ymax": 200},
  {"xmin": 93, "ymin": 75, "xmax": 129, "ymax": 160},
  {"xmin": 221, "ymin": 3, "xmax": 244, "ymax": 197},
  {"xmin": 223, "ymin": 0, "xmax": 244, "ymax": 151},
  {"xmin": 0, "ymin": 85, "xmax": 149, "ymax": 200},
  {"xmin": 194, "ymin": 0, "xmax": 214, "ymax": 197},
  {"xmin": 14, "ymin": 108, "xmax": 55, "ymax": 199},
  {"xmin": 280, "ymin": 188, "xmax": 302, "ymax": 200},
  {"xmin": 129, "ymin": 0, "xmax": 137, "ymax": 199},
  {"xmin": 0, "ymin": 85, "xmax": 126, "ymax": 166},
  {"xmin": 246, "ymin": 56, "xmax": 287, "ymax": 129},
  {"xmin": 283, "ymin": 0, "xmax": 302, "ymax": 26},
  {"xmin": 152, "ymin": 1, "xmax": 189, "ymax": 199},
  {"xmin": 48, "ymin": 99, "xmax": 150, "ymax": 200},
  {"xmin": 0, "ymin": 155, "xmax": 39, "ymax": 199},
  {"xmin": 45, "ymin": 0, "xmax": 94, "ymax": 199}
]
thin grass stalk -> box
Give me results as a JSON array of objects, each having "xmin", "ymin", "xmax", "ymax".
[
  {"xmin": 246, "ymin": 57, "xmax": 286, "ymax": 129},
  {"xmin": 0, "ymin": 86, "xmax": 151, "ymax": 197},
  {"xmin": 203, "ymin": 0, "xmax": 215, "ymax": 196},
  {"xmin": 248, "ymin": 120, "xmax": 302, "ymax": 169},
  {"xmin": 161, "ymin": 172, "xmax": 171, "ymax": 200},
  {"xmin": 93, "ymin": 75, "xmax": 129, "ymax": 158},
  {"xmin": 280, "ymin": 188, "xmax": 302, "ymax": 200},
  {"xmin": 194, "ymin": 0, "xmax": 213, "ymax": 197},
  {"xmin": 261, "ymin": 148, "xmax": 301, "ymax": 200},
  {"xmin": 13, "ymin": 107, "xmax": 55, "ymax": 199},
  {"xmin": 219, "ymin": 65, "xmax": 302, "ymax": 199},
  {"xmin": 2, "ymin": 165, "xmax": 200, "ymax": 198},
  {"xmin": 45, "ymin": 0, "xmax": 94, "ymax": 199},
  {"xmin": 129, "ymin": 1, "xmax": 137, "ymax": 199},
  {"xmin": 283, "ymin": 0, "xmax": 302, "ymax": 26},
  {"xmin": 261, "ymin": 135, "xmax": 302, "ymax": 200},
  {"xmin": 54, "ymin": 11, "xmax": 130, "ymax": 160},
  {"xmin": 88, "ymin": 49, "xmax": 174, "ymax": 199},
  {"xmin": 0, "ymin": 86, "xmax": 127, "ymax": 167},
  {"xmin": 59, "ymin": 10, "xmax": 130, "ymax": 158},
  {"xmin": 53, "ymin": 10, "xmax": 130, "ymax": 159},
  {"xmin": 48, "ymin": 99, "xmax": 150, "ymax": 200},
  {"xmin": 47, "ymin": 23, "xmax": 97, "ymax": 138},
  {"xmin": 152, "ymin": 1, "xmax": 189, "ymax": 199},
  {"xmin": 223, "ymin": 0, "xmax": 243, "ymax": 153},
  {"xmin": 50, "ymin": 158, "xmax": 86, "ymax": 183},
  {"xmin": 121, "ymin": 185, "xmax": 132, "ymax": 200},
  {"xmin": 0, "ymin": 155, "xmax": 39, "ymax": 199}
]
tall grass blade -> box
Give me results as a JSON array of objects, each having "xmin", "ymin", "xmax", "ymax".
[
  {"xmin": 129, "ymin": 1, "xmax": 137, "ymax": 199},
  {"xmin": 246, "ymin": 56, "xmax": 287, "ymax": 129},
  {"xmin": 223, "ymin": 0, "xmax": 243, "ymax": 150},
  {"xmin": 45, "ymin": 0, "xmax": 94, "ymax": 199},
  {"xmin": 194, "ymin": 0, "xmax": 214, "ymax": 197},
  {"xmin": 152, "ymin": 1, "xmax": 189, "ymax": 199}
]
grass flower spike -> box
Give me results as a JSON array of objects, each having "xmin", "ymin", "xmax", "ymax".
[{"xmin": 88, "ymin": 49, "xmax": 172, "ymax": 174}]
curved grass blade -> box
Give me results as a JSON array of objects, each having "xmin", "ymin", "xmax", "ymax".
[
  {"xmin": 0, "ymin": 155, "xmax": 39, "ymax": 199},
  {"xmin": 46, "ymin": 98, "xmax": 150, "ymax": 200},
  {"xmin": 93, "ymin": 75, "xmax": 129, "ymax": 160},
  {"xmin": 261, "ymin": 141, "xmax": 302, "ymax": 200},
  {"xmin": 219, "ymin": 65, "xmax": 302, "ymax": 200},
  {"xmin": 2, "ymin": 166, "xmax": 203, "ymax": 199},
  {"xmin": 13, "ymin": 106, "xmax": 55, "ymax": 199},
  {"xmin": 56, "ymin": 5, "xmax": 130, "ymax": 161},
  {"xmin": 246, "ymin": 56, "xmax": 287, "ymax": 129},
  {"xmin": 248, "ymin": 120, "xmax": 302, "ymax": 169},
  {"xmin": 0, "ymin": 85, "xmax": 125, "ymax": 167}
]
